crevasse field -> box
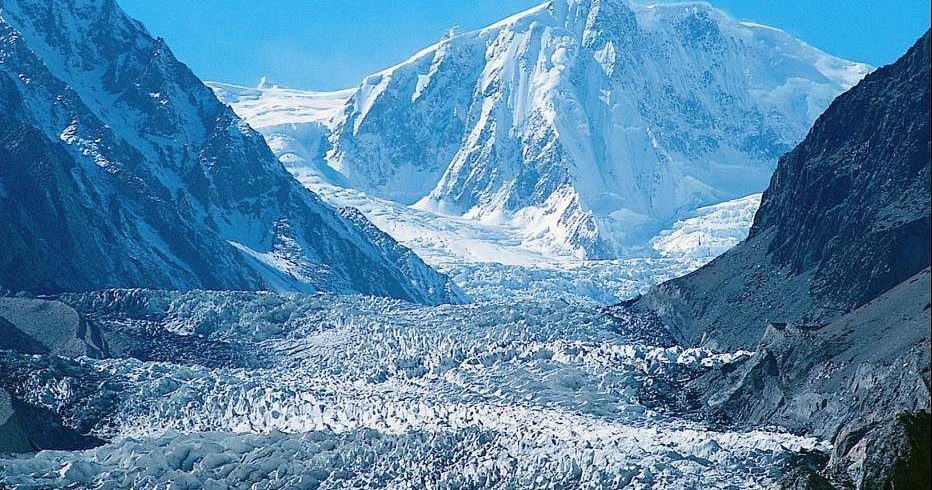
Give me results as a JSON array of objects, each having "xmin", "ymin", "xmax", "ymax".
[{"xmin": 0, "ymin": 288, "xmax": 826, "ymax": 489}]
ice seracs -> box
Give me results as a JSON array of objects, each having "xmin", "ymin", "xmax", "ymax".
[{"xmin": 1, "ymin": 289, "xmax": 828, "ymax": 489}]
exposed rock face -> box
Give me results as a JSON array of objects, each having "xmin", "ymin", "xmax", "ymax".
[
  {"xmin": 750, "ymin": 28, "xmax": 931, "ymax": 313},
  {"xmin": 0, "ymin": 297, "xmax": 109, "ymax": 358},
  {"xmin": 0, "ymin": 0, "xmax": 462, "ymax": 305},
  {"xmin": 625, "ymin": 31, "xmax": 931, "ymax": 488},
  {"xmin": 710, "ymin": 270, "xmax": 929, "ymax": 433},
  {"xmin": 635, "ymin": 30, "xmax": 930, "ymax": 351}
]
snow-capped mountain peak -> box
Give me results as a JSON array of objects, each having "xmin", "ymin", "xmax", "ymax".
[
  {"xmin": 256, "ymin": 75, "xmax": 282, "ymax": 90},
  {"xmin": 213, "ymin": 0, "xmax": 869, "ymax": 260}
]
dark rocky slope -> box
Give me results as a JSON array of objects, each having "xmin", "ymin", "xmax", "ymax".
[
  {"xmin": 634, "ymin": 30, "xmax": 930, "ymax": 351},
  {"xmin": 622, "ymin": 31, "xmax": 931, "ymax": 488},
  {"xmin": 0, "ymin": 0, "xmax": 462, "ymax": 305}
]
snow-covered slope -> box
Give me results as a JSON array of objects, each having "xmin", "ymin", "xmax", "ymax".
[
  {"xmin": 213, "ymin": 0, "xmax": 869, "ymax": 259},
  {"xmin": 209, "ymin": 79, "xmax": 354, "ymax": 188},
  {"xmin": 650, "ymin": 193, "xmax": 761, "ymax": 259},
  {"xmin": 308, "ymin": 183, "xmax": 761, "ymax": 303},
  {"xmin": 0, "ymin": 0, "xmax": 462, "ymax": 304},
  {"xmin": 195, "ymin": 81, "xmax": 763, "ymax": 302},
  {"xmin": 208, "ymin": 77, "xmax": 767, "ymax": 302}
]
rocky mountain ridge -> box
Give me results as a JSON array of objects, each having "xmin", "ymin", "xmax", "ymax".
[
  {"xmin": 0, "ymin": 0, "xmax": 462, "ymax": 304},
  {"xmin": 625, "ymin": 30, "xmax": 931, "ymax": 488}
]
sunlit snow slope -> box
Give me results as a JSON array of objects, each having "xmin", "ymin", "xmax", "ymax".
[
  {"xmin": 210, "ymin": 77, "xmax": 765, "ymax": 303},
  {"xmin": 211, "ymin": 0, "xmax": 868, "ymax": 262}
]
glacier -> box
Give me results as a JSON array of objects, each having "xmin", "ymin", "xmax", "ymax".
[
  {"xmin": 0, "ymin": 0, "xmax": 895, "ymax": 488},
  {"xmin": 0, "ymin": 289, "xmax": 827, "ymax": 489}
]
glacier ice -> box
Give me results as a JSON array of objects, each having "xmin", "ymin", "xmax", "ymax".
[{"xmin": 0, "ymin": 290, "xmax": 826, "ymax": 489}]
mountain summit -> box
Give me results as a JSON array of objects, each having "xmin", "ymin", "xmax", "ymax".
[
  {"xmin": 0, "ymin": 0, "xmax": 462, "ymax": 304},
  {"xmin": 216, "ymin": 0, "xmax": 870, "ymax": 259}
]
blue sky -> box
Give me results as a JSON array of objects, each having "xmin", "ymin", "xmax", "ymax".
[{"xmin": 119, "ymin": 0, "xmax": 930, "ymax": 91}]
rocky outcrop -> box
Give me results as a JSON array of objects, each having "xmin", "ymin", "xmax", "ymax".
[
  {"xmin": 624, "ymin": 31, "xmax": 931, "ymax": 488},
  {"xmin": 749, "ymin": 28, "xmax": 931, "ymax": 314},
  {"xmin": 0, "ymin": 297, "xmax": 109, "ymax": 358},
  {"xmin": 633, "ymin": 30, "xmax": 930, "ymax": 351}
]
